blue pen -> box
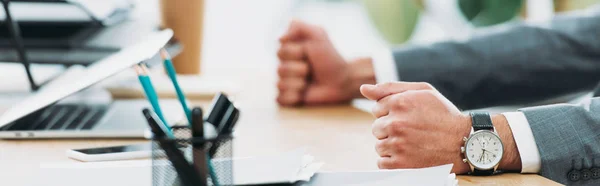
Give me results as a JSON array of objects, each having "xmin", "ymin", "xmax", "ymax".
[
  {"xmin": 161, "ymin": 50, "xmax": 220, "ymax": 186},
  {"xmin": 135, "ymin": 64, "xmax": 172, "ymax": 134},
  {"xmin": 160, "ymin": 49, "xmax": 193, "ymax": 125}
]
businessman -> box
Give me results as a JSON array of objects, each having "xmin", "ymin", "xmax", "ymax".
[{"xmin": 277, "ymin": 4, "xmax": 600, "ymax": 185}]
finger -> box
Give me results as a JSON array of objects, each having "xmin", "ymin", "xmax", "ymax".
[
  {"xmin": 280, "ymin": 20, "xmax": 308, "ymax": 42},
  {"xmin": 277, "ymin": 60, "xmax": 309, "ymax": 78},
  {"xmin": 372, "ymin": 116, "xmax": 390, "ymax": 140},
  {"xmin": 377, "ymin": 157, "xmax": 396, "ymax": 169},
  {"xmin": 277, "ymin": 78, "xmax": 307, "ymax": 92},
  {"xmin": 375, "ymin": 139, "xmax": 393, "ymax": 157},
  {"xmin": 277, "ymin": 43, "xmax": 304, "ymax": 60},
  {"xmin": 277, "ymin": 91, "xmax": 303, "ymax": 106},
  {"xmin": 371, "ymin": 95, "xmax": 393, "ymax": 118},
  {"xmin": 360, "ymin": 82, "xmax": 435, "ymax": 101},
  {"xmin": 280, "ymin": 19, "xmax": 321, "ymax": 42},
  {"xmin": 303, "ymin": 86, "xmax": 346, "ymax": 105}
]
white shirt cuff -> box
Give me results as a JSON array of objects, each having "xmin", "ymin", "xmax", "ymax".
[
  {"xmin": 371, "ymin": 48, "xmax": 399, "ymax": 83},
  {"xmin": 502, "ymin": 112, "xmax": 541, "ymax": 173}
]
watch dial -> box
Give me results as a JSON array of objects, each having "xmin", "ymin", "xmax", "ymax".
[{"xmin": 465, "ymin": 131, "xmax": 504, "ymax": 169}]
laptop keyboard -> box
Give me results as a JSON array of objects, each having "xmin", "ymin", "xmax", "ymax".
[{"xmin": 5, "ymin": 104, "xmax": 108, "ymax": 131}]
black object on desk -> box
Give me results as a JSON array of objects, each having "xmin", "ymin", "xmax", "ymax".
[
  {"xmin": 206, "ymin": 93, "xmax": 240, "ymax": 157},
  {"xmin": 143, "ymin": 108, "xmax": 205, "ymax": 186},
  {"xmin": 191, "ymin": 107, "xmax": 208, "ymax": 186},
  {"xmin": 206, "ymin": 93, "xmax": 232, "ymax": 129}
]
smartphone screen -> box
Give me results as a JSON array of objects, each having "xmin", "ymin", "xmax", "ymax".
[{"xmin": 75, "ymin": 144, "xmax": 150, "ymax": 155}]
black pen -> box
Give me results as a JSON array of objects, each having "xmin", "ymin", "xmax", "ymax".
[
  {"xmin": 142, "ymin": 108, "xmax": 204, "ymax": 186},
  {"xmin": 191, "ymin": 108, "xmax": 208, "ymax": 186}
]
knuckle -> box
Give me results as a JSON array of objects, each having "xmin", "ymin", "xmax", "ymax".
[
  {"xmin": 277, "ymin": 48, "xmax": 286, "ymax": 59},
  {"xmin": 415, "ymin": 90, "xmax": 437, "ymax": 99},
  {"xmin": 418, "ymin": 82, "xmax": 434, "ymax": 90},
  {"xmin": 377, "ymin": 158, "xmax": 404, "ymax": 169},
  {"xmin": 377, "ymin": 159, "xmax": 390, "ymax": 169},
  {"xmin": 389, "ymin": 137, "xmax": 404, "ymax": 147},
  {"xmin": 277, "ymin": 65, "xmax": 287, "ymax": 76},
  {"xmin": 390, "ymin": 94, "xmax": 409, "ymax": 108},
  {"xmin": 387, "ymin": 120, "xmax": 406, "ymax": 134},
  {"xmin": 375, "ymin": 141, "xmax": 385, "ymax": 152},
  {"xmin": 371, "ymin": 103, "xmax": 384, "ymax": 116},
  {"xmin": 276, "ymin": 81, "xmax": 286, "ymax": 90},
  {"xmin": 379, "ymin": 82, "xmax": 395, "ymax": 89},
  {"xmin": 390, "ymin": 158, "xmax": 406, "ymax": 168}
]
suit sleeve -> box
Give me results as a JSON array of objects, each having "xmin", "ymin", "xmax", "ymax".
[
  {"xmin": 518, "ymin": 97, "xmax": 600, "ymax": 185},
  {"xmin": 392, "ymin": 5, "xmax": 600, "ymax": 109}
]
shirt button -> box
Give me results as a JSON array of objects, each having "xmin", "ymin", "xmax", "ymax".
[
  {"xmin": 591, "ymin": 167, "xmax": 600, "ymax": 179},
  {"xmin": 569, "ymin": 170, "xmax": 581, "ymax": 182},
  {"xmin": 581, "ymin": 169, "xmax": 592, "ymax": 180}
]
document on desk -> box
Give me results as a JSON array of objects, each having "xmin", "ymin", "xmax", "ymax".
[
  {"xmin": 37, "ymin": 149, "xmax": 322, "ymax": 186},
  {"xmin": 304, "ymin": 164, "xmax": 456, "ymax": 186}
]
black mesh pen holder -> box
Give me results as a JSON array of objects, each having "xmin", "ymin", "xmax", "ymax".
[{"xmin": 152, "ymin": 126, "xmax": 233, "ymax": 186}]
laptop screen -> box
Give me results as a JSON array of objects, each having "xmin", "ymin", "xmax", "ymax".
[{"xmin": 0, "ymin": 29, "xmax": 173, "ymax": 129}]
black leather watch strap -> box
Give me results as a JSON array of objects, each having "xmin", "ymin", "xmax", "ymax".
[
  {"xmin": 470, "ymin": 111, "xmax": 493, "ymax": 131},
  {"xmin": 471, "ymin": 169, "xmax": 495, "ymax": 176},
  {"xmin": 470, "ymin": 111, "xmax": 496, "ymax": 176}
]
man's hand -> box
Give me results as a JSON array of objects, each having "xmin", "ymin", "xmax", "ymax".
[
  {"xmin": 276, "ymin": 20, "xmax": 375, "ymax": 106},
  {"xmin": 360, "ymin": 82, "xmax": 522, "ymax": 174}
]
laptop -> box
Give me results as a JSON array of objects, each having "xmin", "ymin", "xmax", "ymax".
[{"xmin": 0, "ymin": 29, "xmax": 182, "ymax": 139}]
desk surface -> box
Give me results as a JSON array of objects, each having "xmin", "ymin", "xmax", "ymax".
[{"xmin": 0, "ymin": 68, "xmax": 560, "ymax": 186}]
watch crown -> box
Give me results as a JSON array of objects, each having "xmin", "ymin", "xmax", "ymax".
[
  {"xmin": 463, "ymin": 137, "xmax": 468, "ymax": 142},
  {"xmin": 463, "ymin": 159, "xmax": 468, "ymax": 163},
  {"xmin": 461, "ymin": 147, "xmax": 465, "ymax": 153}
]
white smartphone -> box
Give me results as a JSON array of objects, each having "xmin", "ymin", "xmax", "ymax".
[{"xmin": 66, "ymin": 143, "xmax": 151, "ymax": 162}]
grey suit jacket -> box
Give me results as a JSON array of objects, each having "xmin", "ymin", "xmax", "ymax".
[
  {"xmin": 393, "ymin": 5, "xmax": 600, "ymax": 110},
  {"xmin": 520, "ymin": 100, "xmax": 600, "ymax": 185},
  {"xmin": 390, "ymin": 5, "xmax": 600, "ymax": 185}
]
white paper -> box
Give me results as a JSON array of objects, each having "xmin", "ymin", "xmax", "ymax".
[
  {"xmin": 0, "ymin": 29, "xmax": 173, "ymax": 129},
  {"xmin": 305, "ymin": 164, "xmax": 453, "ymax": 186},
  {"xmin": 38, "ymin": 149, "xmax": 322, "ymax": 186},
  {"xmin": 38, "ymin": 160, "xmax": 153, "ymax": 186},
  {"xmin": 219, "ymin": 148, "xmax": 321, "ymax": 185}
]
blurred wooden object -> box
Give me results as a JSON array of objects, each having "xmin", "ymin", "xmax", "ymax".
[
  {"xmin": 159, "ymin": 0, "xmax": 205, "ymax": 74},
  {"xmin": 554, "ymin": 0, "xmax": 600, "ymax": 12}
]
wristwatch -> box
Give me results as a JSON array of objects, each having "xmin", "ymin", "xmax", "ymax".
[{"xmin": 461, "ymin": 111, "xmax": 504, "ymax": 175}]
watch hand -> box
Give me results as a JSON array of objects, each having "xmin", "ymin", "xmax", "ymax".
[
  {"xmin": 478, "ymin": 150, "xmax": 484, "ymax": 163},
  {"xmin": 483, "ymin": 149, "xmax": 496, "ymax": 157}
]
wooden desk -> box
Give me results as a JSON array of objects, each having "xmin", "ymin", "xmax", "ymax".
[{"xmin": 0, "ymin": 69, "xmax": 561, "ymax": 186}]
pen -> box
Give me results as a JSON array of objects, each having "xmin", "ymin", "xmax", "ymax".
[
  {"xmin": 142, "ymin": 108, "xmax": 175, "ymax": 139},
  {"xmin": 142, "ymin": 109, "xmax": 203, "ymax": 185},
  {"xmin": 191, "ymin": 108, "xmax": 208, "ymax": 186},
  {"xmin": 160, "ymin": 49, "xmax": 192, "ymax": 125},
  {"xmin": 135, "ymin": 64, "xmax": 171, "ymax": 132}
]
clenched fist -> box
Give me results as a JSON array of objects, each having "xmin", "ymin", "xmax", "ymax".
[
  {"xmin": 276, "ymin": 20, "xmax": 375, "ymax": 106},
  {"xmin": 360, "ymin": 82, "xmax": 473, "ymax": 174},
  {"xmin": 360, "ymin": 82, "xmax": 522, "ymax": 174}
]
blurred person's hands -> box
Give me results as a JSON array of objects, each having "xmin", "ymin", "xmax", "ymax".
[
  {"xmin": 360, "ymin": 82, "xmax": 521, "ymax": 174},
  {"xmin": 277, "ymin": 20, "xmax": 375, "ymax": 106}
]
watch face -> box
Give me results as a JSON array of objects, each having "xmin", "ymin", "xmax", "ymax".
[{"xmin": 465, "ymin": 130, "xmax": 504, "ymax": 170}]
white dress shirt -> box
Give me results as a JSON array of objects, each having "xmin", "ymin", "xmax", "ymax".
[{"xmin": 371, "ymin": 50, "xmax": 541, "ymax": 173}]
